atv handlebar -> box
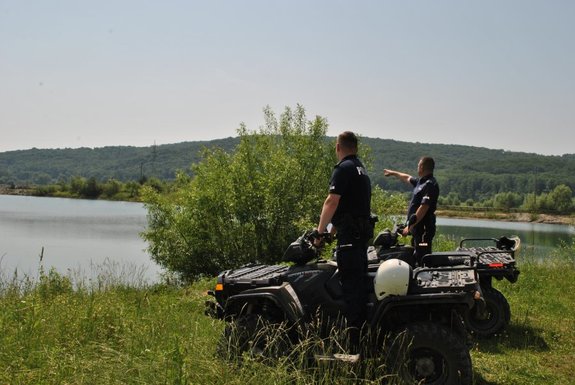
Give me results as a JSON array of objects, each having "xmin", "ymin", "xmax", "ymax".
[
  {"xmin": 394, "ymin": 223, "xmax": 407, "ymax": 235},
  {"xmin": 309, "ymin": 229, "xmax": 333, "ymax": 246}
]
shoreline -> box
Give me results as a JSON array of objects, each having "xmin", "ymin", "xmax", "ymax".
[
  {"xmin": 436, "ymin": 210, "xmax": 575, "ymax": 226},
  {"xmin": 0, "ymin": 187, "xmax": 31, "ymax": 196}
]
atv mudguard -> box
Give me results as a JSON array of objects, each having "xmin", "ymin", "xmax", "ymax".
[
  {"xmin": 223, "ymin": 282, "xmax": 305, "ymax": 323},
  {"xmin": 369, "ymin": 291, "xmax": 475, "ymax": 329}
]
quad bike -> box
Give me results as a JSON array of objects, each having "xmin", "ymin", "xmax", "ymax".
[
  {"xmin": 370, "ymin": 225, "xmax": 521, "ymax": 338},
  {"xmin": 206, "ymin": 231, "xmax": 484, "ymax": 384}
]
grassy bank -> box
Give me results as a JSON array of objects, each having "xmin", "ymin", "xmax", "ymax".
[{"xmin": 1, "ymin": 259, "xmax": 574, "ymax": 384}]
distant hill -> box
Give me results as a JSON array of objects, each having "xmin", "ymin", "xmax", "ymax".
[
  {"xmin": 0, "ymin": 138, "xmax": 237, "ymax": 185},
  {"xmin": 364, "ymin": 138, "xmax": 575, "ymax": 200},
  {"xmin": 1, "ymin": 137, "xmax": 574, "ymax": 201}
]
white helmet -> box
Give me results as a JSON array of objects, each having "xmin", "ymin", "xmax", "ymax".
[{"xmin": 374, "ymin": 259, "xmax": 411, "ymax": 300}]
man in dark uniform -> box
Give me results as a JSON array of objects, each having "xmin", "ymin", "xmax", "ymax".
[
  {"xmin": 316, "ymin": 131, "xmax": 372, "ymax": 352},
  {"xmin": 384, "ymin": 156, "xmax": 439, "ymax": 266}
]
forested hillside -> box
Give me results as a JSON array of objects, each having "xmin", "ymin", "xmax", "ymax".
[
  {"xmin": 1, "ymin": 137, "xmax": 574, "ymax": 202},
  {"xmin": 0, "ymin": 138, "xmax": 237, "ymax": 184},
  {"xmin": 365, "ymin": 138, "xmax": 575, "ymax": 201}
]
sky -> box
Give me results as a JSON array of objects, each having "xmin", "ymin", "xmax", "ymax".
[{"xmin": 1, "ymin": 0, "xmax": 574, "ymax": 156}]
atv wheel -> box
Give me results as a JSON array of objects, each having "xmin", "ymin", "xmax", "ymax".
[
  {"xmin": 465, "ymin": 287, "xmax": 510, "ymax": 338},
  {"xmin": 217, "ymin": 314, "xmax": 290, "ymax": 361},
  {"xmin": 385, "ymin": 322, "xmax": 472, "ymax": 385}
]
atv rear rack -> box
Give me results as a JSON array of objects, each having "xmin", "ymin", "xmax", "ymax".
[{"xmin": 457, "ymin": 237, "xmax": 520, "ymax": 284}]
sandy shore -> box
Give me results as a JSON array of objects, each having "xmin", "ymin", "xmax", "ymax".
[
  {"xmin": 437, "ymin": 210, "xmax": 575, "ymax": 226},
  {"xmin": 0, "ymin": 187, "xmax": 33, "ymax": 196}
]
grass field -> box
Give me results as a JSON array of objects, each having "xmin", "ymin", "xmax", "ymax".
[{"xmin": 1, "ymin": 255, "xmax": 574, "ymax": 384}]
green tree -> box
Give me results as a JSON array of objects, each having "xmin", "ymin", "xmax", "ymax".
[
  {"xmin": 102, "ymin": 179, "xmax": 121, "ymax": 198},
  {"xmin": 143, "ymin": 177, "xmax": 166, "ymax": 193},
  {"xmin": 141, "ymin": 105, "xmax": 336, "ymax": 280},
  {"xmin": 439, "ymin": 192, "xmax": 461, "ymax": 206},
  {"xmin": 522, "ymin": 193, "xmax": 538, "ymax": 212},
  {"xmin": 537, "ymin": 193, "xmax": 553, "ymax": 212},
  {"xmin": 370, "ymin": 186, "xmax": 407, "ymax": 231},
  {"xmin": 125, "ymin": 181, "xmax": 141, "ymax": 199},
  {"xmin": 81, "ymin": 177, "xmax": 102, "ymax": 199},
  {"xmin": 548, "ymin": 184, "xmax": 573, "ymax": 213},
  {"xmin": 493, "ymin": 192, "xmax": 523, "ymax": 211},
  {"xmin": 70, "ymin": 176, "xmax": 87, "ymax": 196}
]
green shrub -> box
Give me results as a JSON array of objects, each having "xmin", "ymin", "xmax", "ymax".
[{"xmin": 142, "ymin": 105, "xmax": 335, "ymax": 281}]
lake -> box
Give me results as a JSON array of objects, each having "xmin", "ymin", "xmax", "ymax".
[
  {"xmin": 0, "ymin": 195, "xmax": 161, "ymax": 283},
  {"xmin": 437, "ymin": 217, "xmax": 575, "ymax": 260},
  {"xmin": 1, "ymin": 195, "xmax": 573, "ymax": 283}
]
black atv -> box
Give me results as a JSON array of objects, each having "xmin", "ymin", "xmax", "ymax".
[
  {"xmin": 371, "ymin": 225, "xmax": 521, "ymax": 338},
  {"xmin": 206, "ymin": 231, "xmax": 483, "ymax": 384},
  {"xmin": 457, "ymin": 236, "xmax": 520, "ymax": 337}
]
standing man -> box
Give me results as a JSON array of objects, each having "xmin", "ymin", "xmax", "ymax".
[
  {"xmin": 316, "ymin": 131, "xmax": 372, "ymax": 353},
  {"xmin": 384, "ymin": 157, "xmax": 439, "ymax": 266}
]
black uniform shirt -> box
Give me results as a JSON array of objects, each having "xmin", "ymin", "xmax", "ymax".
[
  {"xmin": 329, "ymin": 154, "xmax": 371, "ymax": 227},
  {"xmin": 408, "ymin": 174, "xmax": 439, "ymax": 231}
]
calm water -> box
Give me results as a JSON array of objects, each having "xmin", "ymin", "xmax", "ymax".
[
  {"xmin": 0, "ymin": 195, "xmax": 162, "ymax": 282},
  {"xmin": 437, "ymin": 217, "xmax": 575, "ymax": 259},
  {"xmin": 1, "ymin": 196, "xmax": 573, "ymax": 282}
]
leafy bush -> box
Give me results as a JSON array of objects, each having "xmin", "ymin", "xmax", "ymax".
[
  {"xmin": 142, "ymin": 105, "xmax": 336, "ymax": 280},
  {"xmin": 493, "ymin": 191, "xmax": 523, "ymax": 210}
]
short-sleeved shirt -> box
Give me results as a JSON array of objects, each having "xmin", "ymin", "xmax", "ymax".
[
  {"xmin": 408, "ymin": 174, "xmax": 439, "ymax": 233},
  {"xmin": 329, "ymin": 154, "xmax": 371, "ymax": 228}
]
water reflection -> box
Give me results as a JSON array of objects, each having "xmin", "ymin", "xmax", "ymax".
[
  {"xmin": 0, "ymin": 195, "xmax": 161, "ymax": 282},
  {"xmin": 437, "ymin": 218, "xmax": 574, "ymax": 259}
]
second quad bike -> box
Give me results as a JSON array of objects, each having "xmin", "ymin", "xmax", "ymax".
[
  {"xmin": 370, "ymin": 224, "xmax": 521, "ymax": 337},
  {"xmin": 206, "ymin": 231, "xmax": 484, "ymax": 384}
]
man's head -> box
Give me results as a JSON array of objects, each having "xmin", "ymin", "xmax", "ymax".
[
  {"xmin": 417, "ymin": 156, "xmax": 435, "ymax": 177},
  {"xmin": 336, "ymin": 131, "xmax": 358, "ymax": 160}
]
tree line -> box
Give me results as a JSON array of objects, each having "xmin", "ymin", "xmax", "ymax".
[
  {"xmin": 2, "ymin": 141, "xmax": 572, "ymax": 214},
  {"xmin": 2, "ymin": 136, "xmax": 574, "ymax": 205},
  {"xmin": 438, "ymin": 184, "xmax": 573, "ymax": 213},
  {"xmin": 31, "ymin": 176, "xmax": 167, "ymax": 201}
]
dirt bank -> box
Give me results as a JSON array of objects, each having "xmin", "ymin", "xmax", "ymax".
[
  {"xmin": 437, "ymin": 210, "xmax": 575, "ymax": 226},
  {"xmin": 0, "ymin": 186, "xmax": 33, "ymax": 196}
]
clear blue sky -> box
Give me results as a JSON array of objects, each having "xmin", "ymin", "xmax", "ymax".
[{"xmin": 1, "ymin": 0, "xmax": 573, "ymax": 155}]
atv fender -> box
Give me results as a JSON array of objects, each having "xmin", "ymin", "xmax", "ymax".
[
  {"xmin": 370, "ymin": 292, "xmax": 475, "ymax": 329},
  {"xmin": 224, "ymin": 282, "xmax": 305, "ymax": 323}
]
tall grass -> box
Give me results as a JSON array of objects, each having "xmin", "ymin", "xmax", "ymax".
[{"xmin": 1, "ymin": 249, "xmax": 574, "ymax": 384}]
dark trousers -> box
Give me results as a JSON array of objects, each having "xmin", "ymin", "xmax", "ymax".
[
  {"xmin": 412, "ymin": 228, "xmax": 435, "ymax": 266},
  {"xmin": 335, "ymin": 240, "xmax": 368, "ymax": 351}
]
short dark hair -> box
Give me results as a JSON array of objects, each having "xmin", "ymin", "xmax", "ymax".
[
  {"xmin": 420, "ymin": 156, "xmax": 435, "ymax": 173},
  {"xmin": 337, "ymin": 131, "xmax": 358, "ymax": 152}
]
